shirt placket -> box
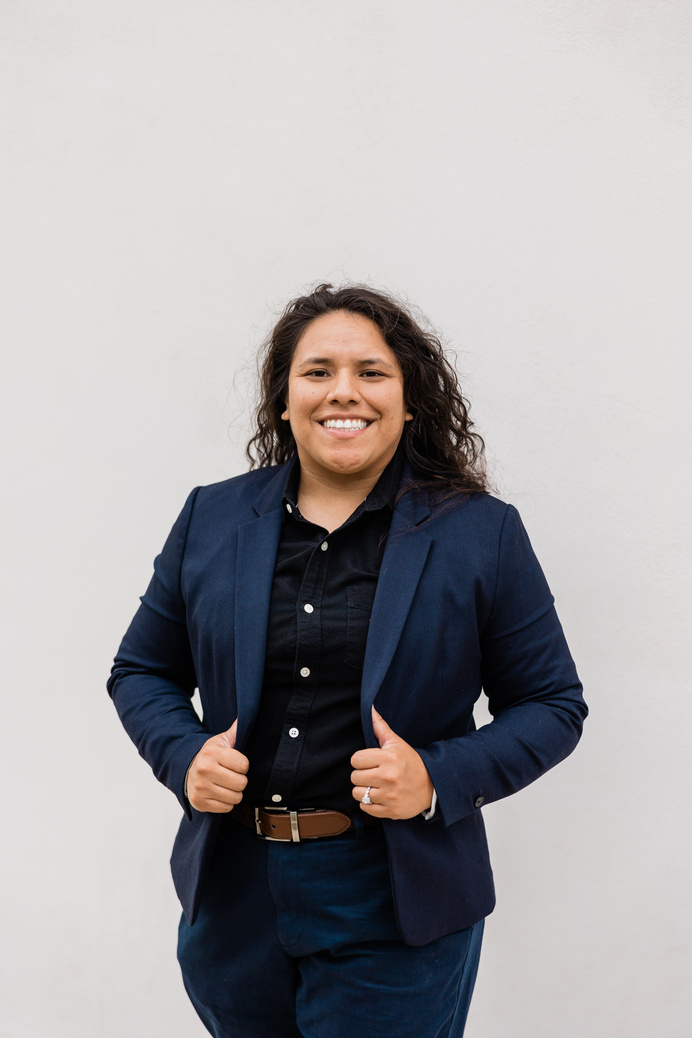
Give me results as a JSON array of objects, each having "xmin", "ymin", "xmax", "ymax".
[{"xmin": 263, "ymin": 529, "xmax": 330, "ymax": 806}]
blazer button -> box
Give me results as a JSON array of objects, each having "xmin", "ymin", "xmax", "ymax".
[{"xmin": 474, "ymin": 796, "xmax": 485, "ymax": 808}]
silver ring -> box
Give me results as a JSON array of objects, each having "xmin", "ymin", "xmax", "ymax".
[{"xmin": 361, "ymin": 786, "xmax": 372, "ymax": 805}]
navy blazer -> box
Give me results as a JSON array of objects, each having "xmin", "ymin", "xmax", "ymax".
[{"xmin": 108, "ymin": 463, "xmax": 586, "ymax": 946}]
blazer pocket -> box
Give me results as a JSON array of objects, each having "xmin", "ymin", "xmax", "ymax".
[{"xmin": 345, "ymin": 585, "xmax": 373, "ymax": 671}]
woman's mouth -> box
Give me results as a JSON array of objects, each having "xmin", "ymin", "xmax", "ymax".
[{"xmin": 319, "ymin": 418, "xmax": 372, "ymax": 431}]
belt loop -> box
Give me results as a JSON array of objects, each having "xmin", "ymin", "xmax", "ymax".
[
  {"xmin": 289, "ymin": 811, "xmax": 300, "ymax": 843},
  {"xmin": 254, "ymin": 807, "xmax": 263, "ymax": 837}
]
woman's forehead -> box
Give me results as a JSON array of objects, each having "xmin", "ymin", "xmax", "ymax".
[{"xmin": 292, "ymin": 311, "xmax": 399, "ymax": 369}]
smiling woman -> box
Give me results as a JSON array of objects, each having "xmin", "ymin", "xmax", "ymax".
[
  {"xmin": 108, "ymin": 283, "xmax": 586, "ymax": 1038},
  {"xmin": 247, "ymin": 284, "xmax": 488, "ymax": 495},
  {"xmin": 280, "ymin": 311, "xmax": 413, "ymax": 530}
]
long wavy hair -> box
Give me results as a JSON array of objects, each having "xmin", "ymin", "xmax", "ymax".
[{"xmin": 246, "ymin": 283, "xmax": 489, "ymax": 495}]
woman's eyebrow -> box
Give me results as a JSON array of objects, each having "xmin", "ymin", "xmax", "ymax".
[
  {"xmin": 296, "ymin": 356, "xmax": 332, "ymax": 368},
  {"xmin": 357, "ymin": 357, "xmax": 396, "ymax": 369}
]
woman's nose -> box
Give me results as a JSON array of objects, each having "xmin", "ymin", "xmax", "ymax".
[{"xmin": 328, "ymin": 369, "xmax": 361, "ymax": 402}]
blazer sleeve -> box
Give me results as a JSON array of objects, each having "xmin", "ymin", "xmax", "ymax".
[
  {"xmin": 418, "ymin": 503, "xmax": 587, "ymax": 827},
  {"xmin": 107, "ymin": 488, "xmax": 211, "ymax": 817}
]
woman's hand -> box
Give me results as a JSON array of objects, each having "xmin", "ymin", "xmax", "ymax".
[
  {"xmin": 185, "ymin": 720, "xmax": 249, "ymax": 813},
  {"xmin": 350, "ymin": 707, "xmax": 434, "ymax": 819}
]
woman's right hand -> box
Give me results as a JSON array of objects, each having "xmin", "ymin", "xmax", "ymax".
[{"xmin": 185, "ymin": 720, "xmax": 249, "ymax": 813}]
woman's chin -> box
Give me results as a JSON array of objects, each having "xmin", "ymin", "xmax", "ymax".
[{"xmin": 310, "ymin": 458, "xmax": 374, "ymax": 484}]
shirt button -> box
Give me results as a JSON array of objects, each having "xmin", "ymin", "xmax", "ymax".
[
  {"xmin": 289, "ymin": 727, "xmax": 299, "ymax": 738},
  {"xmin": 300, "ymin": 666, "xmax": 310, "ymax": 678},
  {"xmin": 285, "ymin": 503, "xmax": 293, "ymax": 513},
  {"xmin": 271, "ymin": 794, "xmax": 282, "ymax": 803},
  {"xmin": 474, "ymin": 796, "xmax": 485, "ymax": 808},
  {"xmin": 303, "ymin": 603, "xmax": 314, "ymax": 613},
  {"xmin": 320, "ymin": 541, "xmax": 328, "ymax": 551}
]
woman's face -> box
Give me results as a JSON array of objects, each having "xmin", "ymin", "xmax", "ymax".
[{"xmin": 281, "ymin": 311, "xmax": 412, "ymax": 484}]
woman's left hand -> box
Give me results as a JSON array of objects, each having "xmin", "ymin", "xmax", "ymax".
[{"xmin": 351, "ymin": 707, "xmax": 435, "ymax": 819}]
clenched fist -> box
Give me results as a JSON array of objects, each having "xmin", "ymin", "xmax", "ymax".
[
  {"xmin": 185, "ymin": 720, "xmax": 249, "ymax": 813},
  {"xmin": 351, "ymin": 707, "xmax": 434, "ymax": 819}
]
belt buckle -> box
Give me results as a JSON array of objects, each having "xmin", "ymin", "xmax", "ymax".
[{"xmin": 254, "ymin": 806, "xmax": 301, "ymax": 843}]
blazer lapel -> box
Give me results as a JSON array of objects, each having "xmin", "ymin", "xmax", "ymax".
[
  {"xmin": 360, "ymin": 491, "xmax": 433, "ymax": 746},
  {"xmin": 233, "ymin": 467, "xmax": 289, "ymax": 749}
]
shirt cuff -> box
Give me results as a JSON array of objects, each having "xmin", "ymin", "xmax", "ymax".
[
  {"xmin": 184, "ymin": 753, "xmax": 198, "ymax": 802},
  {"xmin": 420, "ymin": 788, "xmax": 437, "ymax": 821}
]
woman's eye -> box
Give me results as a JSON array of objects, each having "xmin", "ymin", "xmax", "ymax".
[
  {"xmin": 361, "ymin": 370, "xmax": 385, "ymax": 378},
  {"xmin": 307, "ymin": 369, "xmax": 330, "ymax": 377}
]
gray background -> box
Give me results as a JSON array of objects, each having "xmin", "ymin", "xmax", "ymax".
[{"xmin": 1, "ymin": 2, "xmax": 690, "ymax": 1036}]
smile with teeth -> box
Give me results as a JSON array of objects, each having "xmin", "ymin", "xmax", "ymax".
[{"xmin": 320, "ymin": 418, "xmax": 372, "ymax": 430}]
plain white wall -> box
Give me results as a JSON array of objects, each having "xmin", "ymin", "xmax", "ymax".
[{"xmin": 1, "ymin": 2, "xmax": 690, "ymax": 1036}]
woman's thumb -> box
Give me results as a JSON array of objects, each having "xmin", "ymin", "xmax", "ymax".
[
  {"xmin": 372, "ymin": 706, "xmax": 394, "ymax": 747},
  {"xmin": 220, "ymin": 718, "xmax": 238, "ymax": 749}
]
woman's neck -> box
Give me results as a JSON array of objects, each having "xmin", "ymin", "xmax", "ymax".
[{"xmin": 296, "ymin": 467, "xmax": 383, "ymax": 534}]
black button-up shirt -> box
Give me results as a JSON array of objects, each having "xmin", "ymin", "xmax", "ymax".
[{"xmin": 243, "ymin": 450, "xmax": 402, "ymax": 815}]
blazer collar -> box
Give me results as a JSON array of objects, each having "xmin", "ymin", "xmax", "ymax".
[
  {"xmin": 252, "ymin": 462, "xmax": 293, "ymax": 516},
  {"xmin": 393, "ymin": 464, "xmax": 433, "ymax": 527}
]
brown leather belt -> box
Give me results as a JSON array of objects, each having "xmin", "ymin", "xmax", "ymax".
[{"xmin": 231, "ymin": 803, "xmax": 375, "ymax": 842}]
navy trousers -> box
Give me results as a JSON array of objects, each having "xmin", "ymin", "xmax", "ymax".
[{"xmin": 178, "ymin": 816, "xmax": 484, "ymax": 1038}]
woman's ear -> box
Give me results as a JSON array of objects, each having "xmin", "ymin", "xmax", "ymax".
[
  {"xmin": 281, "ymin": 404, "xmax": 290, "ymax": 421},
  {"xmin": 404, "ymin": 410, "xmax": 414, "ymax": 422}
]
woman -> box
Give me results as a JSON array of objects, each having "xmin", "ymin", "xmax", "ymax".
[{"xmin": 108, "ymin": 284, "xmax": 586, "ymax": 1038}]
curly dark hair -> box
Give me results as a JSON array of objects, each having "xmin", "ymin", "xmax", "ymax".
[{"xmin": 246, "ymin": 283, "xmax": 488, "ymax": 494}]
